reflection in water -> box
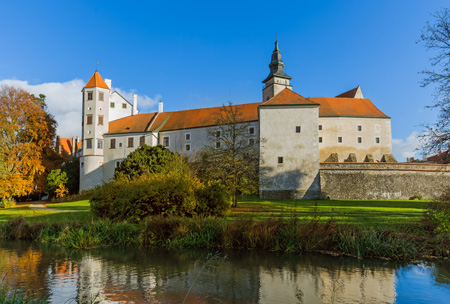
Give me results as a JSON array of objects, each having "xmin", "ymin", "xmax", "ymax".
[{"xmin": 0, "ymin": 241, "xmax": 449, "ymax": 303}]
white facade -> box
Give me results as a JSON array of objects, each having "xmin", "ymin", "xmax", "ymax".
[{"xmin": 79, "ymin": 42, "xmax": 393, "ymax": 199}]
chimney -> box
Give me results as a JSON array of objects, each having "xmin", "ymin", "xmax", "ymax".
[
  {"xmin": 422, "ymin": 153, "xmax": 427, "ymax": 161},
  {"xmin": 56, "ymin": 136, "xmax": 61, "ymax": 154},
  {"xmin": 75, "ymin": 136, "xmax": 80, "ymax": 154},
  {"xmin": 105, "ymin": 79, "xmax": 112, "ymax": 90},
  {"xmin": 71, "ymin": 137, "xmax": 76, "ymax": 155},
  {"xmin": 158, "ymin": 100, "xmax": 163, "ymax": 113},
  {"xmin": 133, "ymin": 94, "xmax": 138, "ymax": 115}
]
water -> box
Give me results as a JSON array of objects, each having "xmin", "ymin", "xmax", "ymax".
[{"xmin": 0, "ymin": 241, "xmax": 449, "ymax": 303}]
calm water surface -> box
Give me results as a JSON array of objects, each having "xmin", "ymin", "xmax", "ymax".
[{"xmin": 0, "ymin": 240, "xmax": 449, "ymax": 303}]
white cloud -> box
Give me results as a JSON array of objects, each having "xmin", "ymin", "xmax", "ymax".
[
  {"xmin": 392, "ymin": 131, "xmax": 422, "ymax": 161},
  {"xmin": 0, "ymin": 79, "xmax": 161, "ymax": 138}
]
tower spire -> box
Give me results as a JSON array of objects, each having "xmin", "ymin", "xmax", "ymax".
[{"xmin": 263, "ymin": 40, "xmax": 291, "ymax": 83}]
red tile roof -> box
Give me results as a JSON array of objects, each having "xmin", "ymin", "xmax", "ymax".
[
  {"xmin": 336, "ymin": 87, "xmax": 358, "ymax": 98},
  {"xmin": 107, "ymin": 113, "xmax": 157, "ymax": 134},
  {"xmin": 310, "ymin": 97, "xmax": 389, "ymax": 118},
  {"xmin": 107, "ymin": 92, "xmax": 389, "ymax": 133},
  {"xmin": 427, "ymin": 151, "xmax": 450, "ymax": 164},
  {"xmin": 84, "ymin": 71, "xmax": 110, "ymax": 90},
  {"xmin": 59, "ymin": 137, "xmax": 81, "ymax": 156},
  {"xmin": 260, "ymin": 89, "xmax": 319, "ymax": 106}
]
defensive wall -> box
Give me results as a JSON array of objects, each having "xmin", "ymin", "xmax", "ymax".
[{"xmin": 319, "ymin": 162, "xmax": 450, "ymax": 200}]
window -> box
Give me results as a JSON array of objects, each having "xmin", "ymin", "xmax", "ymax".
[
  {"xmin": 358, "ymin": 125, "xmax": 362, "ymax": 131},
  {"xmin": 338, "ymin": 137, "xmax": 342, "ymax": 143},
  {"xmin": 97, "ymin": 139, "xmax": 103, "ymax": 149},
  {"xmin": 86, "ymin": 114, "xmax": 93, "ymax": 125},
  {"xmin": 278, "ymin": 157, "xmax": 283, "ymax": 164},
  {"xmin": 163, "ymin": 136, "xmax": 169, "ymax": 147},
  {"xmin": 319, "ymin": 137, "xmax": 322, "ymax": 143},
  {"xmin": 296, "ymin": 126, "xmax": 301, "ymax": 133},
  {"xmin": 81, "ymin": 162, "xmax": 84, "ymax": 168},
  {"xmin": 319, "ymin": 125, "xmax": 322, "ymax": 131},
  {"xmin": 249, "ymin": 138, "xmax": 255, "ymax": 145},
  {"xmin": 186, "ymin": 144, "xmax": 191, "ymax": 151},
  {"xmin": 249, "ymin": 127, "xmax": 255, "ymax": 135},
  {"xmin": 128, "ymin": 137, "xmax": 134, "ymax": 148},
  {"xmin": 215, "ymin": 130, "xmax": 221, "ymax": 138},
  {"xmin": 87, "ymin": 91, "xmax": 93, "ymax": 100},
  {"xmin": 119, "ymin": 142, "xmax": 122, "ymax": 147},
  {"xmin": 122, "ymin": 103, "xmax": 127, "ymax": 109},
  {"xmin": 140, "ymin": 136, "xmax": 145, "ymax": 146},
  {"xmin": 110, "ymin": 138, "xmax": 116, "ymax": 149},
  {"xmin": 358, "ymin": 137, "xmax": 362, "ymax": 143},
  {"xmin": 376, "ymin": 137, "xmax": 380, "ymax": 144},
  {"xmin": 99, "ymin": 92, "xmax": 104, "ymax": 101},
  {"xmin": 185, "ymin": 133, "xmax": 191, "ymax": 141},
  {"xmin": 110, "ymin": 102, "xmax": 115, "ymax": 108},
  {"xmin": 86, "ymin": 139, "xmax": 92, "ymax": 149},
  {"xmin": 116, "ymin": 161, "xmax": 121, "ymax": 168},
  {"xmin": 215, "ymin": 141, "xmax": 220, "ymax": 149},
  {"xmin": 98, "ymin": 115, "xmax": 104, "ymax": 125}
]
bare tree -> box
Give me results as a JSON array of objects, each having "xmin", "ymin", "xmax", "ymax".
[
  {"xmin": 419, "ymin": 8, "xmax": 450, "ymax": 156},
  {"xmin": 197, "ymin": 103, "xmax": 260, "ymax": 207}
]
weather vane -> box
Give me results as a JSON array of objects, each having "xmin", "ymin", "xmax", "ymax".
[{"xmin": 96, "ymin": 61, "xmax": 99, "ymax": 71}]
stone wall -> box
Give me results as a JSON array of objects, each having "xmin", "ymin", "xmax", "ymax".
[{"xmin": 319, "ymin": 162, "xmax": 450, "ymax": 200}]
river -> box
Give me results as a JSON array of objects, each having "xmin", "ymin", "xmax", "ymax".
[{"xmin": 0, "ymin": 240, "xmax": 449, "ymax": 303}]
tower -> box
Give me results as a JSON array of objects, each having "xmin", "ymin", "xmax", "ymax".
[
  {"xmin": 262, "ymin": 40, "xmax": 293, "ymax": 102},
  {"xmin": 80, "ymin": 71, "xmax": 110, "ymax": 191}
]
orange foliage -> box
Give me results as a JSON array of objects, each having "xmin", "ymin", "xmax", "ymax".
[{"xmin": 0, "ymin": 86, "xmax": 52, "ymax": 197}]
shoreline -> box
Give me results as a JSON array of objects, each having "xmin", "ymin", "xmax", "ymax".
[{"xmin": 1, "ymin": 216, "xmax": 449, "ymax": 261}]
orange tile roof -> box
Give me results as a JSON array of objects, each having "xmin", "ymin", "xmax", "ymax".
[
  {"xmin": 310, "ymin": 97, "xmax": 389, "ymax": 118},
  {"xmin": 149, "ymin": 103, "xmax": 261, "ymax": 132},
  {"xmin": 59, "ymin": 137, "xmax": 81, "ymax": 156},
  {"xmin": 261, "ymin": 88, "xmax": 319, "ymax": 106},
  {"xmin": 84, "ymin": 71, "xmax": 110, "ymax": 89},
  {"xmin": 107, "ymin": 113, "xmax": 157, "ymax": 134}
]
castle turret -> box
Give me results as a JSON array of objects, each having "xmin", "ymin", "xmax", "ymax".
[
  {"xmin": 80, "ymin": 71, "xmax": 110, "ymax": 191},
  {"xmin": 262, "ymin": 41, "xmax": 293, "ymax": 102}
]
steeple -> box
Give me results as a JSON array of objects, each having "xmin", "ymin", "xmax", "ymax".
[
  {"xmin": 84, "ymin": 71, "xmax": 110, "ymax": 90},
  {"xmin": 262, "ymin": 40, "xmax": 293, "ymax": 101}
]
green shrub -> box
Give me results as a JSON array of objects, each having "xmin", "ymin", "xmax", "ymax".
[
  {"xmin": 0, "ymin": 197, "xmax": 16, "ymax": 209},
  {"xmin": 195, "ymin": 181, "xmax": 232, "ymax": 217},
  {"xmin": 424, "ymin": 189, "xmax": 450, "ymax": 233},
  {"xmin": 45, "ymin": 169, "xmax": 68, "ymax": 198},
  {"xmin": 90, "ymin": 172, "xmax": 201, "ymax": 222}
]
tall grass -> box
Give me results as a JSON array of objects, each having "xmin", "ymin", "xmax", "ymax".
[{"xmin": 1, "ymin": 216, "xmax": 449, "ymax": 260}]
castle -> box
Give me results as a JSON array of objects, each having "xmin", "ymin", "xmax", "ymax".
[{"xmin": 80, "ymin": 41, "xmax": 392, "ymax": 199}]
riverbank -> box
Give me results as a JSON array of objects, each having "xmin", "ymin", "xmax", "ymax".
[{"xmin": 0, "ymin": 215, "xmax": 448, "ymax": 261}]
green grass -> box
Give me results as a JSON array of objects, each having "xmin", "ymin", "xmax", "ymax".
[
  {"xmin": 230, "ymin": 195, "xmax": 428, "ymax": 228},
  {"xmin": 45, "ymin": 200, "xmax": 91, "ymax": 211},
  {"xmin": 0, "ymin": 205, "xmax": 93, "ymax": 223}
]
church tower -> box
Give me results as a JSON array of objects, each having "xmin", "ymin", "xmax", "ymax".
[
  {"xmin": 262, "ymin": 40, "xmax": 293, "ymax": 102},
  {"xmin": 80, "ymin": 71, "xmax": 110, "ymax": 192}
]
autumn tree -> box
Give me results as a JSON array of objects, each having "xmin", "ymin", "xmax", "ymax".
[
  {"xmin": 419, "ymin": 8, "xmax": 450, "ymax": 155},
  {"xmin": 197, "ymin": 103, "xmax": 260, "ymax": 207},
  {"xmin": 0, "ymin": 86, "xmax": 56, "ymax": 198}
]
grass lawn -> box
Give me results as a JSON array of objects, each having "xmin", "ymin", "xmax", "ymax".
[
  {"xmin": 231, "ymin": 195, "xmax": 429, "ymax": 228},
  {"xmin": 0, "ymin": 203, "xmax": 93, "ymax": 223},
  {"xmin": 0, "ymin": 197, "xmax": 429, "ymax": 229},
  {"xmin": 45, "ymin": 200, "xmax": 91, "ymax": 211}
]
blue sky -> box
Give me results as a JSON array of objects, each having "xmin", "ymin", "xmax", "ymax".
[{"xmin": 1, "ymin": 0, "xmax": 448, "ymax": 160}]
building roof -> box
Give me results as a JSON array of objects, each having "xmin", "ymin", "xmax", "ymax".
[
  {"xmin": 427, "ymin": 150, "xmax": 450, "ymax": 164},
  {"xmin": 149, "ymin": 103, "xmax": 261, "ymax": 132},
  {"xmin": 84, "ymin": 71, "xmax": 110, "ymax": 90},
  {"xmin": 107, "ymin": 113, "xmax": 157, "ymax": 134},
  {"xmin": 336, "ymin": 85, "xmax": 364, "ymax": 99},
  {"xmin": 59, "ymin": 137, "xmax": 81, "ymax": 156},
  {"xmin": 260, "ymin": 88, "xmax": 319, "ymax": 106},
  {"xmin": 310, "ymin": 97, "xmax": 389, "ymax": 118},
  {"xmin": 106, "ymin": 91, "xmax": 389, "ymax": 134}
]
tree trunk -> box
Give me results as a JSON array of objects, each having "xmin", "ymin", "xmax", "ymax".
[{"xmin": 233, "ymin": 192, "xmax": 238, "ymax": 208}]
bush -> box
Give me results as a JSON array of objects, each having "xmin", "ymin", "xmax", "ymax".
[
  {"xmin": 195, "ymin": 181, "xmax": 232, "ymax": 217},
  {"xmin": 0, "ymin": 197, "xmax": 16, "ymax": 209},
  {"xmin": 45, "ymin": 169, "xmax": 68, "ymax": 198},
  {"xmin": 424, "ymin": 189, "xmax": 450, "ymax": 233},
  {"xmin": 90, "ymin": 172, "xmax": 201, "ymax": 222}
]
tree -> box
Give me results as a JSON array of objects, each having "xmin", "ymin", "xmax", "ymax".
[
  {"xmin": 419, "ymin": 8, "xmax": 450, "ymax": 155},
  {"xmin": 0, "ymin": 86, "xmax": 54, "ymax": 198},
  {"xmin": 197, "ymin": 103, "xmax": 259, "ymax": 207},
  {"xmin": 61, "ymin": 157, "xmax": 80, "ymax": 194},
  {"xmin": 45, "ymin": 169, "xmax": 68, "ymax": 198},
  {"xmin": 114, "ymin": 145, "xmax": 175, "ymax": 180}
]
